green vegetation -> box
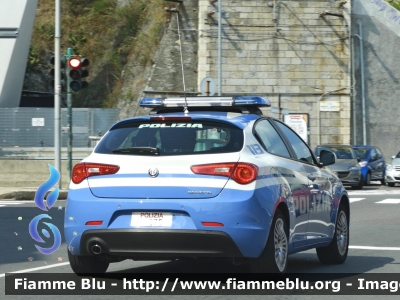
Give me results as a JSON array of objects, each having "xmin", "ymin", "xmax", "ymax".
[
  {"xmin": 26, "ymin": 0, "xmax": 169, "ymax": 108},
  {"xmin": 388, "ymin": 0, "xmax": 400, "ymax": 10}
]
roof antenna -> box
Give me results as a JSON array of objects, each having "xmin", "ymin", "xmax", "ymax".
[{"xmin": 175, "ymin": 9, "xmax": 189, "ymax": 114}]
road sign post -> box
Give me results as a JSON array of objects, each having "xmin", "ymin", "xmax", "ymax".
[
  {"xmin": 66, "ymin": 48, "xmax": 73, "ymax": 181},
  {"xmin": 54, "ymin": 0, "xmax": 61, "ymax": 188}
]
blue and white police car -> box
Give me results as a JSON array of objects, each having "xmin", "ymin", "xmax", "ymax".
[{"xmin": 65, "ymin": 96, "xmax": 349, "ymax": 274}]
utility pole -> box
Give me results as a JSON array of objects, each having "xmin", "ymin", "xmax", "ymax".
[
  {"xmin": 64, "ymin": 53, "xmax": 90, "ymax": 179},
  {"xmin": 218, "ymin": 0, "xmax": 222, "ymax": 96},
  {"xmin": 66, "ymin": 48, "xmax": 73, "ymax": 180},
  {"xmin": 358, "ymin": 21, "xmax": 367, "ymax": 145},
  {"xmin": 54, "ymin": 0, "xmax": 61, "ymax": 187}
]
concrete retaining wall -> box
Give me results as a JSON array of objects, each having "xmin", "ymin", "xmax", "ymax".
[
  {"xmin": 0, "ymin": 159, "xmax": 81, "ymax": 189},
  {"xmin": 198, "ymin": 0, "xmax": 352, "ymax": 150},
  {"xmin": 352, "ymin": 0, "xmax": 400, "ymax": 159}
]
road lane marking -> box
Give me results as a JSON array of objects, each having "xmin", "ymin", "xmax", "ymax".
[
  {"xmin": 349, "ymin": 198, "xmax": 365, "ymax": 203},
  {"xmin": 349, "ymin": 246, "xmax": 400, "ymax": 251},
  {"xmin": 375, "ymin": 199, "xmax": 400, "ymax": 204},
  {"xmin": 0, "ymin": 262, "xmax": 70, "ymax": 278},
  {"xmin": 0, "ymin": 200, "xmax": 66, "ymax": 207},
  {"xmin": 349, "ymin": 198, "xmax": 400, "ymax": 204},
  {"xmin": 0, "ymin": 200, "xmax": 66, "ymax": 204},
  {"xmin": 348, "ymin": 190, "xmax": 400, "ymax": 195}
]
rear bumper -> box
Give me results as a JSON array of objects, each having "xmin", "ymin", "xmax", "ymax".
[
  {"xmin": 80, "ymin": 229, "xmax": 244, "ymax": 259},
  {"xmin": 64, "ymin": 185, "xmax": 277, "ymax": 258}
]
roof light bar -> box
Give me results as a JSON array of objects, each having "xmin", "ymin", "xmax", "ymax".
[
  {"xmin": 140, "ymin": 96, "xmax": 270, "ymax": 107},
  {"xmin": 234, "ymin": 96, "xmax": 270, "ymax": 106}
]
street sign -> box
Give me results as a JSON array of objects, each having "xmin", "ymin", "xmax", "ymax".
[
  {"xmin": 320, "ymin": 100, "xmax": 340, "ymax": 111},
  {"xmin": 200, "ymin": 77, "xmax": 216, "ymax": 96},
  {"xmin": 284, "ymin": 113, "xmax": 309, "ymax": 143}
]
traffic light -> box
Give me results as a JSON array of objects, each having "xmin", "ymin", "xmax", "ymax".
[
  {"xmin": 67, "ymin": 56, "xmax": 89, "ymax": 92},
  {"xmin": 49, "ymin": 56, "xmax": 66, "ymax": 91}
]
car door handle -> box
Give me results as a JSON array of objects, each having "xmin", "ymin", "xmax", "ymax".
[{"xmin": 307, "ymin": 174, "xmax": 316, "ymax": 181}]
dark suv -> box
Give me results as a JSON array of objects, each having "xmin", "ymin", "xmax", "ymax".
[{"xmin": 351, "ymin": 145, "xmax": 386, "ymax": 185}]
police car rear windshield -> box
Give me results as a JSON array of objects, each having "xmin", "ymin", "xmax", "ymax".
[{"xmin": 95, "ymin": 121, "xmax": 244, "ymax": 156}]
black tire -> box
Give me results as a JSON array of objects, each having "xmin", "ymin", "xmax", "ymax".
[
  {"xmin": 249, "ymin": 210, "xmax": 288, "ymax": 273},
  {"xmin": 365, "ymin": 172, "xmax": 371, "ymax": 186},
  {"xmin": 351, "ymin": 179, "xmax": 363, "ymax": 190},
  {"xmin": 380, "ymin": 177, "xmax": 386, "ymax": 186},
  {"xmin": 316, "ymin": 204, "xmax": 349, "ymax": 264},
  {"xmin": 388, "ymin": 182, "xmax": 395, "ymax": 187},
  {"xmin": 68, "ymin": 251, "xmax": 109, "ymax": 274}
]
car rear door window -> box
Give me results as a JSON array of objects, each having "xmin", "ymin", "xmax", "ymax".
[
  {"xmin": 254, "ymin": 119, "xmax": 291, "ymax": 158},
  {"xmin": 273, "ymin": 120, "xmax": 316, "ymax": 165}
]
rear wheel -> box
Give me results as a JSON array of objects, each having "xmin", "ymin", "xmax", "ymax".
[
  {"xmin": 316, "ymin": 204, "xmax": 349, "ymax": 264},
  {"xmin": 68, "ymin": 251, "xmax": 109, "ymax": 274},
  {"xmin": 249, "ymin": 210, "xmax": 288, "ymax": 273}
]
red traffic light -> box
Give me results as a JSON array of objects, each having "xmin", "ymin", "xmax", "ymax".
[{"xmin": 69, "ymin": 57, "xmax": 81, "ymax": 69}]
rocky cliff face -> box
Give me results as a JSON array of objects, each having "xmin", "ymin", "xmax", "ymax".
[{"xmin": 23, "ymin": 0, "xmax": 176, "ymax": 120}]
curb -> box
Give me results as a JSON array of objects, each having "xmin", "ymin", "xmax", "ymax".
[{"xmin": 0, "ymin": 190, "xmax": 68, "ymax": 200}]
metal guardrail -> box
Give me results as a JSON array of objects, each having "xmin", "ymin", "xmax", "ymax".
[
  {"xmin": 0, "ymin": 147, "xmax": 94, "ymax": 160},
  {"xmin": 88, "ymin": 136, "xmax": 102, "ymax": 148},
  {"xmin": 0, "ymin": 107, "xmax": 119, "ymax": 149}
]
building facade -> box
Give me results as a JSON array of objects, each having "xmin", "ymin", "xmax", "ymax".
[{"xmin": 197, "ymin": 0, "xmax": 352, "ymax": 150}]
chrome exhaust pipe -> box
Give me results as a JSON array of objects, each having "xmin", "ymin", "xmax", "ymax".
[{"xmin": 91, "ymin": 244, "xmax": 102, "ymax": 254}]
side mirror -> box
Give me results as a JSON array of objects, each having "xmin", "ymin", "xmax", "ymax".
[
  {"xmin": 319, "ymin": 150, "xmax": 336, "ymax": 167},
  {"xmin": 392, "ymin": 156, "xmax": 395, "ymax": 159}
]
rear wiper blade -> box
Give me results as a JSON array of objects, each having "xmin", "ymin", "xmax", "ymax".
[{"xmin": 112, "ymin": 147, "xmax": 160, "ymax": 155}]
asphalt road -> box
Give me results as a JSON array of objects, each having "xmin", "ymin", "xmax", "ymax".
[{"xmin": 1, "ymin": 182, "xmax": 400, "ymax": 299}]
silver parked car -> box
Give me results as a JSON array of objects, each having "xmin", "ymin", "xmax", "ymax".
[
  {"xmin": 315, "ymin": 144, "xmax": 363, "ymax": 189},
  {"xmin": 386, "ymin": 151, "xmax": 400, "ymax": 187}
]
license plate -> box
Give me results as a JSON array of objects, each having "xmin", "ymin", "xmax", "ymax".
[{"xmin": 130, "ymin": 212, "xmax": 172, "ymax": 227}]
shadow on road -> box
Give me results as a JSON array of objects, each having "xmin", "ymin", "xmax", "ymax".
[{"xmin": 101, "ymin": 251, "xmax": 394, "ymax": 275}]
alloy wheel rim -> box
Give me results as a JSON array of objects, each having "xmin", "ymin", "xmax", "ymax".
[
  {"xmin": 274, "ymin": 218, "xmax": 288, "ymax": 272},
  {"xmin": 336, "ymin": 210, "xmax": 348, "ymax": 256}
]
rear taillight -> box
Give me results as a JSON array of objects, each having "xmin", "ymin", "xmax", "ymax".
[
  {"xmin": 72, "ymin": 163, "xmax": 120, "ymax": 184},
  {"xmin": 85, "ymin": 221, "xmax": 103, "ymax": 226},
  {"xmin": 202, "ymin": 222, "xmax": 224, "ymax": 227},
  {"xmin": 191, "ymin": 163, "xmax": 258, "ymax": 184}
]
